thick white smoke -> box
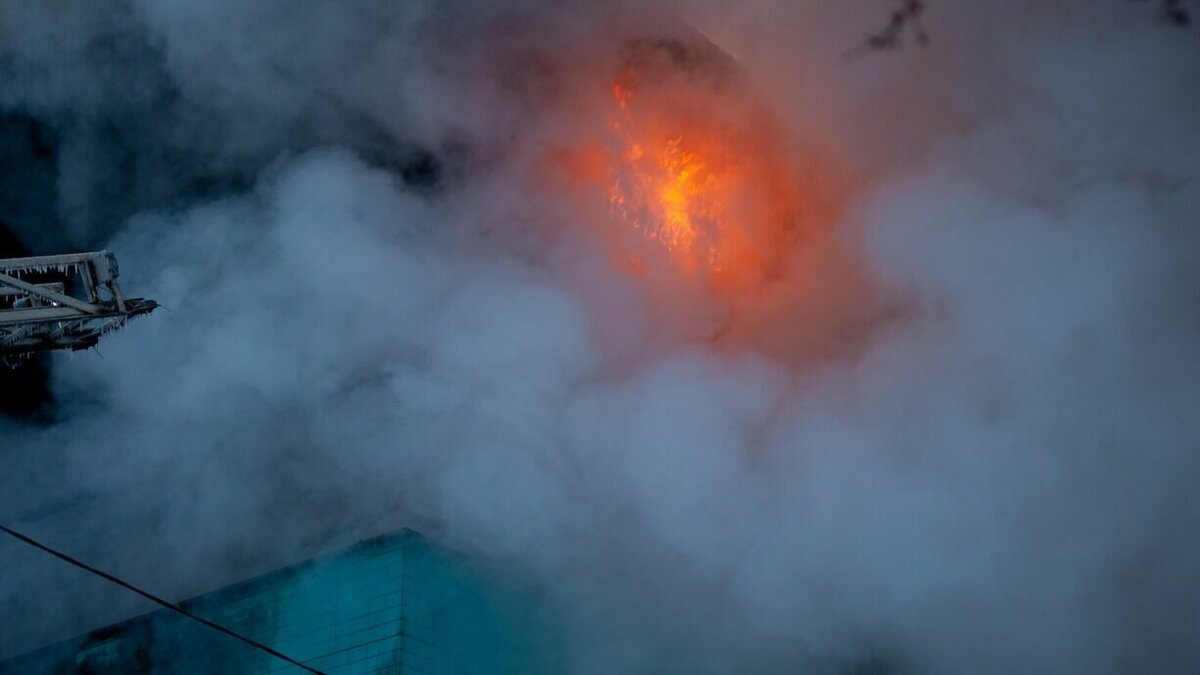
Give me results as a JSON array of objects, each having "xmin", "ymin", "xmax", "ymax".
[{"xmin": 2, "ymin": 1, "xmax": 1199, "ymax": 673}]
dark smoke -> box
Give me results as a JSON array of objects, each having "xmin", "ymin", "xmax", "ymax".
[{"xmin": 2, "ymin": 2, "xmax": 1199, "ymax": 673}]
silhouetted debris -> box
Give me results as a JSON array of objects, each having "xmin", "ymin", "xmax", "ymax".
[
  {"xmin": 1129, "ymin": 0, "xmax": 1192, "ymax": 25},
  {"xmin": 847, "ymin": 1, "xmax": 1191, "ymax": 65},
  {"xmin": 1162, "ymin": 0, "xmax": 1191, "ymax": 25},
  {"xmin": 844, "ymin": 1, "xmax": 929, "ymax": 62}
]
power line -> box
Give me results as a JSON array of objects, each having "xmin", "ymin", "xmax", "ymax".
[{"xmin": 0, "ymin": 524, "xmax": 324, "ymax": 675}]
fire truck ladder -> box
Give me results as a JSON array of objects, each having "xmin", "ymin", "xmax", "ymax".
[{"xmin": 0, "ymin": 251, "xmax": 157, "ymax": 365}]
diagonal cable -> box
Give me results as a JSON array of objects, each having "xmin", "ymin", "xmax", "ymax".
[{"xmin": 0, "ymin": 524, "xmax": 324, "ymax": 675}]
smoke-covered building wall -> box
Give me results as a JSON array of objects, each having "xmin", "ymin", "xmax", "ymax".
[{"xmin": 0, "ymin": 532, "xmax": 550, "ymax": 674}]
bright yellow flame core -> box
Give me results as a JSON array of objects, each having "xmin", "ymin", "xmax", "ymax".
[
  {"xmin": 610, "ymin": 135, "xmax": 717, "ymax": 255},
  {"xmin": 603, "ymin": 72, "xmax": 796, "ymax": 285}
]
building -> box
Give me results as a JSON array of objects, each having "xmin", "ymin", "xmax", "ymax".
[{"xmin": 0, "ymin": 531, "xmax": 552, "ymax": 674}]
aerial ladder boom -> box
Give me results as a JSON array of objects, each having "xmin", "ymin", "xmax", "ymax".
[{"xmin": 0, "ymin": 251, "xmax": 157, "ymax": 364}]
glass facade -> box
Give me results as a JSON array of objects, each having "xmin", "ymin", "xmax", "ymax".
[{"xmin": 0, "ymin": 532, "xmax": 551, "ymax": 674}]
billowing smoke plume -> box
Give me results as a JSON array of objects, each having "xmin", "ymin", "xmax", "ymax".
[{"xmin": 2, "ymin": 1, "xmax": 1199, "ymax": 673}]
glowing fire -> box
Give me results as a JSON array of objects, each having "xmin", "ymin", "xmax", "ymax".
[
  {"xmin": 543, "ymin": 38, "xmax": 853, "ymax": 358},
  {"xmin": 602, "ymin": 67, "xmax": 799, "ymax": 288}
]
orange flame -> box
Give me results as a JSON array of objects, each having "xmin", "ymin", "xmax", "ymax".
[
  {"xmin": 602, "ymin": 67, "xmax": 800, "ymax": 289},
  {"xmin": 542, "ymin": 45, "xmax": 859, "ymax": 360}
]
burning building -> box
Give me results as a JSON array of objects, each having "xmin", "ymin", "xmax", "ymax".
[{"xmin": 2, "ymin": 3, "xmax": 1200, "ymax": 674}]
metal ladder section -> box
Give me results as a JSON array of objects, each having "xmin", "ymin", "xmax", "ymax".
[{"xmin": 0, "ymin": 251, "xmax": 157, "ymax": 364}]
